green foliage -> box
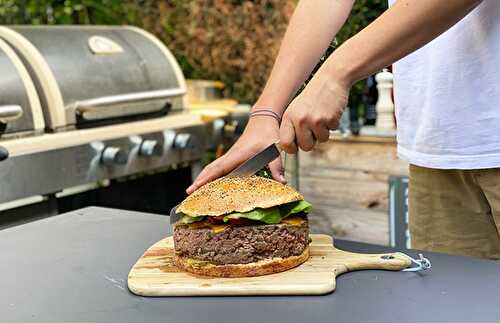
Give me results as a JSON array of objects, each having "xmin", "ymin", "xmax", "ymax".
[
  {"xmin": 338, "ymin": 0, "xmax": 388, "ymax": 44},
  {"xmin": 0, "ymin": 0, "xmax": 387, "ymax": 109},
  {"xmin": 0, "ymin": 0, "xmax": 136, "ymax": 25},
  {"xmin": 337, "ymin": 0, "xmax": 387, "ymax": 112},
  {"xmin": 129, "ymin": 0, "xmax": 295, "ymax": 104},
  {"xmin": 301, "ymin": 0, "xmax": 387, "ymax": 111}
]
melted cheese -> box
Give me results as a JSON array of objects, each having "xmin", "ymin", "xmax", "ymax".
[
  {"xmin": 187, "ymin": 221, "xmax": 229, "ymax": 233},
  {"xmin": 210, "ymin": 224, "xmax": 228, "ymax": 234},
  {"xmin": 186, "ymin": 215, "xmax": 305, "ymax": 233},
  {"xmin": 281, "ymin": 216, "xmax": 305, "ymax": 226}
]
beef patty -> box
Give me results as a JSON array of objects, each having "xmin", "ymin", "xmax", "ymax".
[{"xmin": 173, "ymin": 215, "xmax": 309, "ymax": 265}]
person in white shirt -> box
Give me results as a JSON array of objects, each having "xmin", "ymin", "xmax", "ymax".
[{"xmin": 187, "ymin": 0, "xmax": 500, "ymax": 259}]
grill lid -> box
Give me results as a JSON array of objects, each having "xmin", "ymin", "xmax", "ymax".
[
  {"xmin": 0, "ymin": 26, "xmax": 187, "ymax": 131},
  {"xmin": 0, "ymin": 37, "xmax": 44, "ymax": 137}
]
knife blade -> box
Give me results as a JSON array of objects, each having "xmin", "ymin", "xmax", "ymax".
[
  {"xmin": 170, "ymin": 204, "xmax": 181, "ymax": 224},
  {"xmin": 170, "ymin": 142, "xmax": 282, "ymax": 225},
  {"xmin": 227, "ymin": 142, "xmax": 281, "ymax": 178}
]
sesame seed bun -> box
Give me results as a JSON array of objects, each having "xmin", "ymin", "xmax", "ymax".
[{"xmin": 177, "ymin": 176, "xmax": 304, "ymax": 217}]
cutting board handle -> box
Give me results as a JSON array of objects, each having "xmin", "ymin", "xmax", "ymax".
[{"xmin": 334, "ymin": 250, "xmax": 412, "ymax": 275}]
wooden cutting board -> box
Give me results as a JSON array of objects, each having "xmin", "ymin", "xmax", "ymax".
[{"xmin": 128, "ymin": 234, "xmax": 411, "ymax": 296}]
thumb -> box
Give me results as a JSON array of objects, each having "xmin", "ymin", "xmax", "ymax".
[{"xmin": 269, "ymin": 157, "xmax": 286, "ymax": 184}]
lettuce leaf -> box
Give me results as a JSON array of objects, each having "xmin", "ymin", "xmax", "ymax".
[
  {"xmin": 224, "ymin": 207, "xmax": 282, "ymax": 224},
  {"xmin": 180, "ymin": 200, "xmax": 312, "ymax": 225},
  {"xmin": 224, "ymin": 200, "xmax": 312, "ymax": 224},
  {"xmin": 181, "ymin": 215, "xmax": 205, "ymax": 224},
  {"xmin": 279, "ymin": 200, "xmax": 313, "ymax": 216}
]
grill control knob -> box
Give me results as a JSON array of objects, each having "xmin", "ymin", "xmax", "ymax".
[
  {"xmin": 101, "ymin": 146, "xmax": 128, "ymax": 166},
  {"xmin": 173, "ymin": 133, "xmax": 193, "ymax": 150},
  {"xmin": 139, "ymin": 139, "xmax": 162, "ymax": 157}
]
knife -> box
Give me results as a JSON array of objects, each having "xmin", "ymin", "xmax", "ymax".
[
  {"xmin": 227, "ymin": 142, "xmax": 282, "ymax": 177},
  {"xmin": 170, "ymin": 204, "xmax": 181, "ymax": 225},
  {"xmin": 169, "ymin": 142, "xmax": 282, "ymax": 225}
]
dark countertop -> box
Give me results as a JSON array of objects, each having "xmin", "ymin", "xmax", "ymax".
[{"xmin": 1, "ymin": 207, "xmax": 499, "ymax": 323}]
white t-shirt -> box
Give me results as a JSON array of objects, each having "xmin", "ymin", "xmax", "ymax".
[{"xmin": 390, "ymin": 0, "xmax": 500, "ymax": 169}]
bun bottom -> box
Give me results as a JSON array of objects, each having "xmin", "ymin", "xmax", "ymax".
[{"xmin": 174, "ymin": 247, "xmax": 310, "ymax": 278}]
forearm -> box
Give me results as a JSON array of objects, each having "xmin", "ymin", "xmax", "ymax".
[
  {"xmin": 324, "ymin": 0, "xmax": 483, "ymax": 86},
  {"xmin": 255, "ymin": 0, "xmax": 354, "ymax": 114}
]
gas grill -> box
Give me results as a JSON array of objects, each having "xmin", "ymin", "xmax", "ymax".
[
  {"xmin": 0, "ymin": 25, "xmax": 186, "ymax": 130},
  {"xmin": 0, "ymin": 37, "xmax": 44, "ymax": 139},
  {"xmin": 0, "ymin": 26, "xmax": 207, "ymax": 214}
]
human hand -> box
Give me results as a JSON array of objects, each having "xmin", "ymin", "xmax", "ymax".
[
  {"xmin": 186, "ymin": 116, "xmax": 285, "ymax": 194},
  {"xmin": 280, "ymin": 72, "xmax": 350, "ymax": 153}
]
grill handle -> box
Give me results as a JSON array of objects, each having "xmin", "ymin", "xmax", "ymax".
[
  {"xmin": 0, "ymin": 105, "xmax": 23, "ymax": 123},
  {"xmin": 73, "ymin": 88, "xmax": 185, "ymax": 113}
]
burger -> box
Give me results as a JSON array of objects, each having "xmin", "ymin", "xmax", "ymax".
[{"xmin": 173, "ymin": 175, "xmax": 312, "ymax": 278}]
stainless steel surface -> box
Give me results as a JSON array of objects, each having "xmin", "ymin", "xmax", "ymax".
[
  {"xmin": 8, "ymin": 26, "xmax": 185, "ymax": 128},
  {"xmin": 0, "ymin": 41, "xmax": 40, "ymax": 135},
  {"xmin": 73, "ymin": 88, "xmax": 186, "ymax": 121},
  {"xmin": 169, "ymin": 205, "xmax": 181, "ymax": 224},
  {"xmin": 0, "ymin": 105, "xmax": 23, "ymax": 123},
  {"xmin": 0, "ymin": 125, "xmax": 205, "ymax": 204},
  {"xmin": 228, "ymin": 142, "xmax": 281, "ymax": 177},
  {"xmin": 0, "ymin": 26, "xmax": 211, "ymax": 213},
  {"xmin": 284, "ymin": 152, "xmax": 299, "ymax": 190}
]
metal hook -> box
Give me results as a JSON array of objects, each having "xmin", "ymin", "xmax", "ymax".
[{"xmin": 398, "ymin": 253, "xmax": 432, "ymax": 272}]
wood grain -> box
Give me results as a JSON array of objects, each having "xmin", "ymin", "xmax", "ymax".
[
  {"xmin": 308, "ymin": 203, "xmax": 389, "ymax": 246},
  {"xmin": 299, "ymin": 137, "xmax": 409, "ymax": 245},
  {"xmin": 301, "ymin": 140, "xmax": 408, "ymax": 176},
  {"xmin": 301, "ymin": 176, "xmax": 389, "ymax": 211},
  {"xmin": 127, "ymin": 234, "xmax": 411, "ymax": 296}
]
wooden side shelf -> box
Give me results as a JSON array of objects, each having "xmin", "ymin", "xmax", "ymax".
[{"xmin": 299, "ymin": 134, "xmax": 408, "ymax": 246}]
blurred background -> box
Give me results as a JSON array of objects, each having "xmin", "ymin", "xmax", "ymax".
[
  {"xmin": 0, "ymin": 1, "xmax": 411, "ymax": 248},
  {"xmin": 0, "ymin": 0, "xmax": 386, "ymax": 107}
]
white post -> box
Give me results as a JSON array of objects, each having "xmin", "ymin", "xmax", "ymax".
[{"xmin": 375, "ymin": 68, "xmax": 396, "ymax": 130}]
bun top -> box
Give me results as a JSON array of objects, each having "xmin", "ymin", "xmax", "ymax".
[{"xmin": 177, "ymin": 175, "xmax": 303, "ymax": 217}]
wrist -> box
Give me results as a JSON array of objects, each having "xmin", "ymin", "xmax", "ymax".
[
  {"xmin": 251, "ymin": 106, "xmax": 282, "ymax": 115},
  {"xmin": 249, "ymin": 109, "xmax": 282, "ymax": 124},
  {"xmin": 246, "ymin": 114, "xmax": 280, "ymax": 134},
  {"xmin": 324, "ymin": 47, "xmax": 359, "ymax": 88},
  {"xmin": 253, "ymin": 98, "xmax": 287, "ymax": 116}
]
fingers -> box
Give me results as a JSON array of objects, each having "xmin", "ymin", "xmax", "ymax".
[
  {"xmin": 281, "ymin": 113, "xmax": 321, "ymax": 152},
  {"xmin": 268, "ymin": 157, "xmax": 286, "ymax": 183},
  {"xmin": 311, "ymin": 121, "xmax": 330, "ymax": 143},
  {"xmin": 326, "ymin": 117, "xmax": 339, "ymax": 131},
  {"xmin": 279, "ymin": 117, "xmax": 298, "ymax": 154},
  {"xmin": 187, "ymin": 152, "xmax": 285, "ymax": 194},
  {"xmin": 186, "ymin": 148, "xmax": 247, "ymax": 194},
  {"xmin": 281, "ymin": 108, "xmax": 338, "ymax": 152},
  {"xmin": 186, "ymin": 158, "xmax": 225, "ymax": 194},
  {"xmin": 296, "ymin": 124, "xmax": 315, "ymax": 151}
]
